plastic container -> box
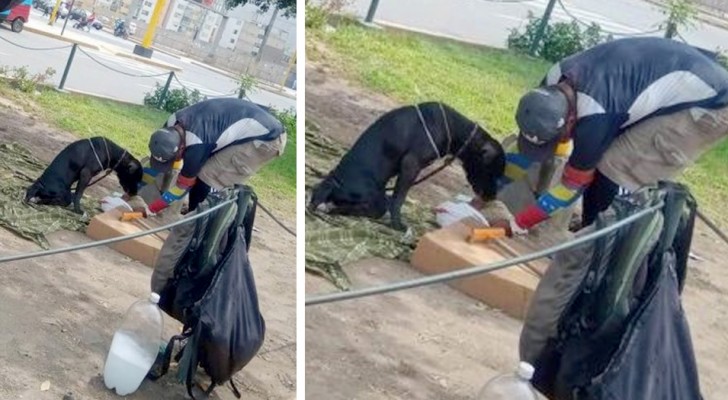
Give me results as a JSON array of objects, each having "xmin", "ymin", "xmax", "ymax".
[
  {"xmin": 103, "ymin": 293, "xmax": 164, "ymax": 396},
  {"xmin": 476, "ymin": 362, "xmax": 539, "ymax": 400}
]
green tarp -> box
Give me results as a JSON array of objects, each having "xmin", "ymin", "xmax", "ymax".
[
  {"xmin": 0, "ymin": 143, "xmax": 99, "ymax": 249},
  {"xmin": 305, "ymin": 123, "xmax": 436, "ymax": 290}
]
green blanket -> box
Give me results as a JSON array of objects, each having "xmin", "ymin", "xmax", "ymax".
[
  {"xmin": 0, "ymin": 143, "xmax": 99, "ymax": 249},
  {"xmin": 305, "ymin": 123, "xmax": 436, "ymax": 290}
]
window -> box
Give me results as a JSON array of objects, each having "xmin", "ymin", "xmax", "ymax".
[
  {"xmin": 230, "ymin": 38, "xmax": 235, "ymax": 44},
  {"xmin": 174, "ymin": 12, "xmax": 181, "ymax": 17},
  {"xmin": 233, "ymin": 29, "xmax": 238, "ymax": 34},
  {"xmin": 144, "ymin": 1, "xmax": 152, "ymax": 6},
  {"xmin": 141, "ymin": 10, "xmax": 149, "ymax": 15}
]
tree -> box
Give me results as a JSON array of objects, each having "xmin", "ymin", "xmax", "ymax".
[
  {"xmin": 661, "ymin": 0, "xmax": 697, "ymax": 39},
  {"xmin": 225, "ymin": 0, "xmax": 296, "ymax": 17}
]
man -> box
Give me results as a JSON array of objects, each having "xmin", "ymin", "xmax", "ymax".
[
  {"xmin": 135, "ymin": 97, "xmax": 286, "ymax": 217},
  {"xmin": 485, "ymin": 37, "xmax": 728, "ymax": 236}
]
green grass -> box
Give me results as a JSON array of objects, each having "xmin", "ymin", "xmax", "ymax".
[
  {"xmin": 310, "ymin": 20, "xmax": 728, "ymax": 225},
  {"xmin": 0, "ymin": 83, "xmax": 296, "ymax": 208}
]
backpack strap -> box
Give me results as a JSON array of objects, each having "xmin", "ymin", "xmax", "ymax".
[
  {"xmin": 147, "ymin": 331, "xmax": 192, "ymax": 381},
  {"xmin": 230, "ymin": 379, "xmax": 242, "ymax": 398}
]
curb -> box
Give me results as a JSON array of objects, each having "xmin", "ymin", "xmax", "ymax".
[
  {"xmin": 642, "ymin": 0, "xmax": 728, "ymax": 32},
  {"xmin": 188, "ymin": 60, "xmax": 297, "ymax": 100},
  {"xmin": 23, "ymin": 25, "xmax": 101, "ymax": 51},
  {"xmin": 64, "ymin": 87, "xmax": 145, "ymax": 107},
  {"xmin": 114, "ymin": 51, "xmax": 183, "ymax": 72}
]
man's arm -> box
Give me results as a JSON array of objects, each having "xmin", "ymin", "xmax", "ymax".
[
  {"xmin": 510, "ymin": 115, "xmax": 618, "ymax": 231},
  {"xmin": 147, "ymin": 145, "xmax": 213, "ymax": 214}
]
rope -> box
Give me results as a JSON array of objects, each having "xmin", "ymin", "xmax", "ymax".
[
  {"xmin": 556, "ymin": 0, "xmax": 662, "ymax": 37},
  {"xmin": 76, "ymin": 47, "xmax": 170, "ymax": 78},
  {"xmin": 697, "ymin": 209, "xmax": 728, "ymax": 246},
  {"xmin": 306, "ymin": 202, "xmax": 663, "ymax": 306},
  {"xmin": 0, "ymin": 34, "xmax": 73, "ymax": 51},
  {"xmin": 258, "ymin": 202, "xmax": 296, "ymax": 237},
  {"xmin": 414, "ymin": 104, "xmax": 442, "ymax": 159},
  {"xmin": 0, "ymin": 197, "xmax": 236, "ymax": 264}
]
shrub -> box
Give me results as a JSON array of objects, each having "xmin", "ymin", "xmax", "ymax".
[
  {"xmin": 144, "ymin": 83, "xmax": 203, "ymax": 113},
  {"xmin": 507, "ymin": 11, "xmax": 612, "ymax": 62},
  {"xmin": 0, "ymin": 66, "xmax": 56, "ymax": 93}
]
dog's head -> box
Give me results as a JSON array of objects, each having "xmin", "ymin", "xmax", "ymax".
[
  {"xmin": 115, "ymin": 155, "xmax": 143, "ymax": 197},
  {"xmin": 25, "ymin": 181, "xmax": 73, "ymax": 206},
  {"xmin": 459, "ymin": 127, "xmax": 506, "ymax": 201}
]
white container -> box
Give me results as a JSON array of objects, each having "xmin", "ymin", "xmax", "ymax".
[
  {"xmin": 477, "ymin": 362, "xmax": 539, "ymax": 400},
  {"xmin": 434, "ymin": 200, "xmax": 489, "ymax": 227},
  {"xmin": 103, "ymin": 293, "xmax": 164, "ymax": 396}
]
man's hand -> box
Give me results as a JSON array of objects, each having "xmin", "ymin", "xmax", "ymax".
[{"xmin": 489, "ymin": 218, "xmax": 528, "ymax": 237}]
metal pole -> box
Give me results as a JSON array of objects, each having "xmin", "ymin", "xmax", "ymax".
[
  {"xmin": 529, "ymin": 0, "xmax": 557, "ymax": 56},
  {"xmin": 60, "ymin": 0, "xmax": 74, "ymax": 36},
  {"xmin": 364, "ymin": 0, "xmax": 380, "ymax": 23},
  {"xmin": 58, "ymin": 43, "xmax": 77, "ymax": 90},
  {"xmin": 159, "ymin": 71, "xmax": 174, "ymax": 109},
  {"xmin": 48, "ymin": 0, "xmax": 62, "ymax": 25}
]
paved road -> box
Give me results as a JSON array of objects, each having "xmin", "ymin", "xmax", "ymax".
[
  {"xmin": 346, "ymin": 0, "xmax": 728, "ymax": 52},
  {"xmin": 0, "ymin": 10, "xmax": 296, "ymax": 111}
]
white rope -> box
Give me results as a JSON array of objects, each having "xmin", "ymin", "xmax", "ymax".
[
  {"xmin": 88, "ymin": 138, "xmax": 104, "ymax": 171},
  {"xmin": 414, "ymin": 104, "xmax": 442, "ymax": 159}
]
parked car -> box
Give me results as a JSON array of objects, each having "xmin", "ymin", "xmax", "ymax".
[
  {"xmin": 68, "ymin": 7, "xmax": 86, "ymax": 21},
  {"xmin": 0, "ymin": 0, "xmax": 31, "ymax": 32},
  {"xmin": 91, "ymin": 18, "xmax": 102, "ymax": 30},
  {"xmin": 128, "ymin": 21, "xmax": 136, "ymax": 35}
]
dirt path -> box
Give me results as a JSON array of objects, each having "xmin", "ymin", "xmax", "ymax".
[
  {"xmin": 305, "ymin": 59, "xmax": 728, "ymax": 399},
  {"xmin": 0, "ymin": 102, "xmax": 297, "ymax": 400}
]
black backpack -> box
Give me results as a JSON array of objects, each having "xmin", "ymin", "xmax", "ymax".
[
  {"xmin": 522, "ymin": 182, "xmax": 702, "ymax": 400},
  {"xmin": 152, "ymin": 186, "xmax": 265, "ymax": 399}
]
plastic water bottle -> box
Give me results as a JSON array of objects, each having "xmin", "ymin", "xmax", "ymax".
[
  {"xmin": 476, "ymin": 362, "xmax": 539, "ymax": 400},
  {"xmin": 103, "ymin": 293, "xmax": 164, "ymax": 396}
]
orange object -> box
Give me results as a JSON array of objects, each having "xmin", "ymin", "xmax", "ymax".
[
  {"xmin": 468, "ymin": 227, "xmax": 507, "ymax": 242},
  {"xmin": 120, "ymin": 212, "xmax": 144, "ymax": 222}
]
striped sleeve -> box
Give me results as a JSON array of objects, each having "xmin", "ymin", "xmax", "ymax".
[
  {"xmin": 514, "ymin": 165, "xmax": 595, "ymax": 229},
  {"xmin": 148, "ymin": 175, "xmax": 197, "ymax": 214}
]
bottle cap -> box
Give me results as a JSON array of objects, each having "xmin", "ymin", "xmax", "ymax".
[
  {"xmin": 517, "ymin": 362, "xmax": 535, "ymax": 380},
  {"xmin": 149, "ymin": 292, "xmax": 160, "ymax": 304}
]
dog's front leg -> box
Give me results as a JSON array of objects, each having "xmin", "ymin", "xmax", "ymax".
[
  {"xmin": 73, "ymin": 169, "xmax": 93, "ymax": 214},
  {"xmin": 390, "ymin": 154, "xmax": 420, "ymax": 231}
]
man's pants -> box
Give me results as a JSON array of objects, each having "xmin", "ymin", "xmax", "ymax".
[
  {"xmin": 188, "ymin": 133, "xmax": 287, "ymax": 211},
  {"xmin": 582, "ymin": 106, "xmax": 728, "ymax": 227}
]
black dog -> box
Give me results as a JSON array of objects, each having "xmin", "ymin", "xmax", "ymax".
[
  {"xmin": 309, "ymin": 102, "xmax": 506, "ymax": 230},
  {"xmin": 25, "ymin": 136, "xmax": 143, "ymax": 214}
]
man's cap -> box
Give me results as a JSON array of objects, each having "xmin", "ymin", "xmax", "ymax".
[
  {"xmin": 515, "ymin": 86, "xmax": 569, "ymax": 162},
  {"xmin": 149, "ymin": 128, "xmax": 180, "ymax": 172}
]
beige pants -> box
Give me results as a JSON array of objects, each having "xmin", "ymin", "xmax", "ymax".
[
  {"xmin": 198, "ymin": 133, "xmax": 287, "ymax": 190},
  {"xmin": 598, "ymin": 106, "xmax": 728, "ymax": 191}
]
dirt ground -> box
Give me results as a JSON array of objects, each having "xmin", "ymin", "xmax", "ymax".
[
  {"xmin": 304, "ymin": 59, "xmax": 728, "ymax": 399},
  {"xmin": 0, "ymin": 99, "xmax": 297, "ymax": 400}
]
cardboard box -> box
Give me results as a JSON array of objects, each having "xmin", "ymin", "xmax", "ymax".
[
  {"xmin": 410, "ymin": 222, "xmax": 551, "ymax": 320},
  {"xmin": 86, "ymin": 207, "xmax": 169, "ymax": 268}
]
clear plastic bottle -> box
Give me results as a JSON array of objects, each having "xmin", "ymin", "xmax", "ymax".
[
  {"xmin": 103, "ymin": 293, "xmax": 164, "ymax": 396},
  {"xmin": 477, "ymin": 362, "xmax": 539, "ymax": 400}
]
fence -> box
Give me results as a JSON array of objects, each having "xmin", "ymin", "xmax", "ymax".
[{"xmin": 0, "ymin": 33, "xmax": 248, "ymax": 108}]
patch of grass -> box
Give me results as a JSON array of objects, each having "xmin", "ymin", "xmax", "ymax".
[
  {"xmin": 315, "ymin": 21, "xmax": 550, "ymax": 137},
  {"xmin": 0, "ymin": 83, "xmax": 296, "ymax": 207},
  {"xmin": 311, "ymin": 22, "xmax": 728, "ymax": 226}
]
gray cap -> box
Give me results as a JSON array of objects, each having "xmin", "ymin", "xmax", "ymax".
[
  {"xmin": 149, "ymin": 128, "xmax": 181, "ymax": 172},
  {"xmin": 515, "ymin": 86, "xmax": 569, "ymax": 162}
]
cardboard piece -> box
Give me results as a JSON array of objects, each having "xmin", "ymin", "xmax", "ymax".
[
  {"xmin": 86, "ymin": 207, "xmax": 170, "ymax": 268},
  {"xmin": 410, "ymin": 222, "xmax": 552, "ymax": 320}
]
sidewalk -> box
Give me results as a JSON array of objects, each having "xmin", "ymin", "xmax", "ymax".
[{"xmin": 24, "ymin": 19, "xmax": 182, "ymax": 72}]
